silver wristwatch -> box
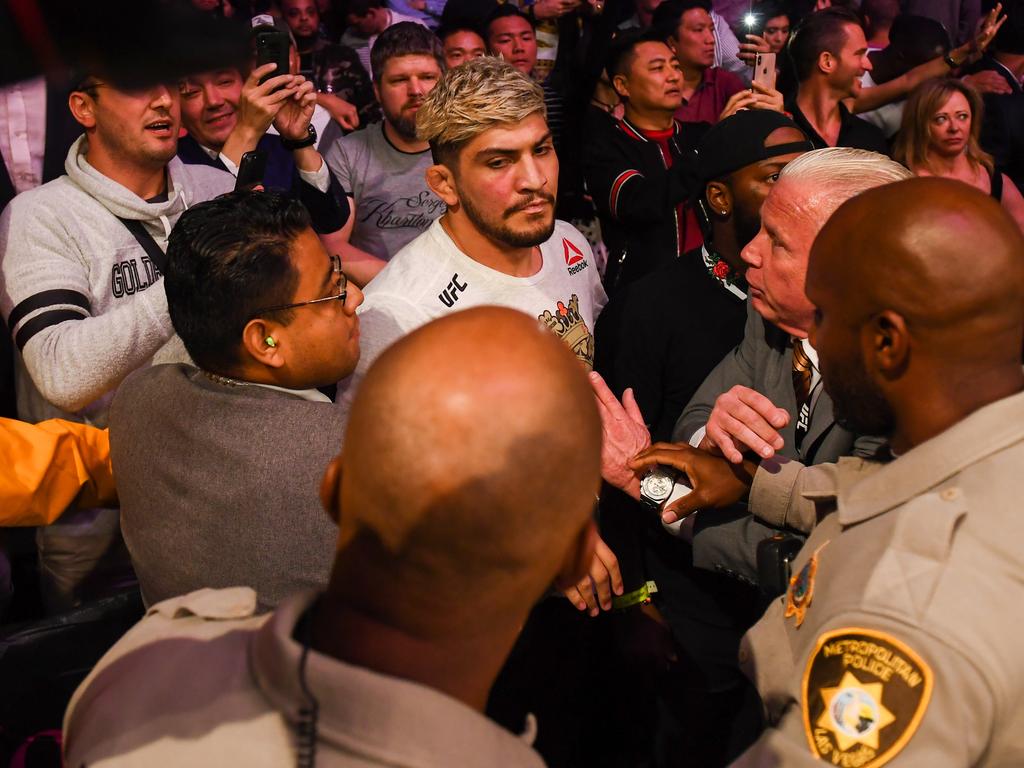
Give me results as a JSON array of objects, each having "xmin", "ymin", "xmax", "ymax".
[{"xmin": 640, "ymin": 466, "xmax": 678, "ymax": 510}]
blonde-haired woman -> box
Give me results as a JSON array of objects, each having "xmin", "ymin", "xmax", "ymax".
[{"xmin": 895, "ymin": 77, "xmax": 1024, "ymax": 230}]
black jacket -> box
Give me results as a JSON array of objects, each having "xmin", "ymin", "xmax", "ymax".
[
  {"xmin": 583, "ymin": 111, "xmax": 707, "ymax": 295},
  {"xmin": 594, "ymin": 250, "xmax": 759, "ymax": 693},
  {"xmin": 966, "ymin": 55, "xmax": 1024, "ymax": 190},
  {"xmin": 177, "ymin": 133, "xmax": 349, "ymax": 234}
]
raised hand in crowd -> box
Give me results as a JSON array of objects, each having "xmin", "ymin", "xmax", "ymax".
[
  {"xmin": 737, "ymin": 32, "xmax": 772, "ymax": 66},
  {"xmin": 271, "ymin": 74, "xmax": 318, "ymax": 142},
  {"xmin": 698, "ymin": 384, "xmax": 789, "ymax": 463},
  {"xmin": 221, "ymin": 62, "xmax": 305, "ymax": 164},
  {"xmin": 972, "ymin": 2, "xmax": 1008, "ymax": 57},
  {"xmin": 719, "ymin": 80, "xmax": 785, "ymax": 121},
  {"xmin": 852, "ymin": 2, "xmax": 1008, "ymax": 115},
  {"xmin": 589, "ymin": 371, "xmax": 650, "ymax": 499}
]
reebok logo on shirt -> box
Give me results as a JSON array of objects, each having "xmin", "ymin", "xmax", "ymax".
[{"xmin": 563, "ymin": 238, "xmax": 589, "ymax": 276}]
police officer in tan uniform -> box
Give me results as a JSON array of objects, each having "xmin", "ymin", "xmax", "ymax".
[
  {"xmin": 62, "ymin": 308, "xmax": 603, "ymax": 767},
  {"xmin": 631, "ymin": 177, "xmax": 1024, "ymax": 767}
]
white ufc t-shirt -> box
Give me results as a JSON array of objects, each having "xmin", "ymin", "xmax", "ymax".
[{"xmin": 336, "ymin": 217, "xmax": 607, "ymax": 420}]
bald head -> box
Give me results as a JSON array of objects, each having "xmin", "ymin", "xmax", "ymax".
[
  {"xmin": 811, "ymin": 177, "xmax": 1024, "ymax": 339},
  {"xmin": 330, "ymin": 307, "xmax": 601, "ymax": 635},
  {"xmin": 807, "ymin": 177, "xmax": 1024, "ymax": 441}
]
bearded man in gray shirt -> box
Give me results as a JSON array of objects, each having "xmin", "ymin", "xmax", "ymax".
[{"xmin": 325, "ymin": 23, "xmax": 445, "ymax": 282}]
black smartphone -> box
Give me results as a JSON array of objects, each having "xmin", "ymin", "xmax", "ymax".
[
  {"xmin": 254, "ymin": 26, "xmax": 291, "ymax": 85},
  {"xmin": 235, "ymin": 149, "xmax": 268, "ymax": 191}
]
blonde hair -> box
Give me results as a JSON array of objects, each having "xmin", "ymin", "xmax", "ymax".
[
  {"xmin": 416, "ymin": 56, "xmax": 546, "ymax": 164},
  {"xmin": 893, "ymin": 77, "xmax": 993, "ymax": 175}
]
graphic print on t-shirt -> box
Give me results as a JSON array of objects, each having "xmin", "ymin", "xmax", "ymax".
[
  {"xmin": 357, "ymin": 191, "xmax": 446, "ymax": 233},
  {"xmin": 538, "ymin": 294, "xmax": 595, "ymax": 369}
]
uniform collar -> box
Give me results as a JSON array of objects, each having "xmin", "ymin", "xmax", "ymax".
[
  {"xmin": 838, "ymin": 390, "xmax": 1024, "ymax": 526},
  {"xmin": 251, "ymin": 592, "xmax": 545, "ymax": 768}
]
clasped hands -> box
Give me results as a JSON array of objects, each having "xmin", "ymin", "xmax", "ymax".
[
  {"xmin": 565, "ymin": 373, "xmax": 787, "ymax": 615},
  {"xmin": 590, "ymin": 372, "xmax": 789, "ymax": 524}
]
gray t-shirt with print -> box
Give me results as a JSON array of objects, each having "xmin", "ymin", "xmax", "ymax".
[{"xmin": 325, "ymin": 123, "xmax": 444, "ymax": 260}]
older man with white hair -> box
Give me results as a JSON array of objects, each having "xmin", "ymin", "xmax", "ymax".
[{"xmin": 595, "ymin": 148, "xmax": 912, "ymax": 588}]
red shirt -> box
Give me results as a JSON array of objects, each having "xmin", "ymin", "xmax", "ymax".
[{"xmin": 674, "ymin": 67, "xmax": 746, "ymax": 125}]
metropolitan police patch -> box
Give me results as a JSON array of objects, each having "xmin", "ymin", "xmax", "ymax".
[{"xmin": 802, "ymin": 628, "xmax": 932, "ymax": 768}]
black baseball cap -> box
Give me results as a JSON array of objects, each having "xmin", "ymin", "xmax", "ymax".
[{"xmin": 696, "ymin": 110, "xmax": 813, "ymax": 182}]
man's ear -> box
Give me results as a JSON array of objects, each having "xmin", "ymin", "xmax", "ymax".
[
  {"xmin": 68, "ymin": 92, "xmax": 97, "ymax": 129},
  {"xmin": 867, "ymin": 310, "xmax": 910, "ymax": 381},
  {"xmin": 818, "ymin": 51, "xmax": 835, "ymax": 74},
  {"xmin": 553, "ymin": 519, "xmax": 598, "ymax": 591},
  {"xmin": 612, "ymin": 72, "xmax": 630, "ymax": 101},
  {"xmin": 320, "ymin": 453, "xmax": 344, "ymax": 525},
  {"xmin": 241, "ymin": 318, "xmax": 286, "ymax": 369},
  {"xmin": 426, "ymin": 163, "xmax": 459, "ymax": 208},
  {"xmin": 705, "ymin": 181, "xmax": 733, "ymax": 218}
]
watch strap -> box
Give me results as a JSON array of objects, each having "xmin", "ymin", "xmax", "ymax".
[{"xmin": 281, "ymin": 124, "xmax": 317, "ymax": 150}]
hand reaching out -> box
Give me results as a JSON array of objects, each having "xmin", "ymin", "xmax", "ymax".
[{"xmin": 589, "ymin": 371, "xmax": 650, "ymax": 499}]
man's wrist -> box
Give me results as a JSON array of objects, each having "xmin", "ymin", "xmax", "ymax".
[
  {"xmin": 293, "ymin": 147, "xmax": 324, "ymax": 175},
  {"xmin": 280, "ymin": 124, "xmax": 317, "ymax": 148},
  {"xmin": 224, "ymin": 126, "xmax": 261, "ymax": 159}
]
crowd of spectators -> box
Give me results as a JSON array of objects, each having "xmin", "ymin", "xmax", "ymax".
[{"xmin": 1, "ymin": 0, "xmax": 1024, "ymax": 766}]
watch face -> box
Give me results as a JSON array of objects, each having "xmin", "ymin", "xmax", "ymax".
[{"xmin": 641, "ymin": 473, "xmax": 674, "ymax": 501}]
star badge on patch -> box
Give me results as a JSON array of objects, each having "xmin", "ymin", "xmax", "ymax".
[{"xmin": 802, "ymin": 628, "xmax": 933, "ymax": 768}]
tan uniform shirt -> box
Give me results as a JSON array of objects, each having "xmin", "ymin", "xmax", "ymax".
[
  {"xmin": 732, "ymin": 391, "xmax": 1024, "ymax": 767},
  {"xmin": 63, "ymin": 588, "xmax": 546, "ymax": 767}
]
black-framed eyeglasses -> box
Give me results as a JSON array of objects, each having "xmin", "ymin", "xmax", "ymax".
[{"xmin": 250, "ymin": 254, "xmax": 348, "ymax": 318}]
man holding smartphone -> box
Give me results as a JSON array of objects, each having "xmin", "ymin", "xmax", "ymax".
[{"xmin": 177, "ymin": 17, "xmax": 352, "ymax": 266}]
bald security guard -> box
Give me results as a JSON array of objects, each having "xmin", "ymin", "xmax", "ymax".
[
  {"xmin": 62, "ymin": 307, "xmax": 603, "ymax": 767},
  {"xmin": 631, "ymin": 177, "xmax": 1024, "ymax": 767}
]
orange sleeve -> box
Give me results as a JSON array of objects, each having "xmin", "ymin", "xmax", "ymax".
[{"xmin": 1, "ymin": 418, "xmax": 117, "ymax": 527}]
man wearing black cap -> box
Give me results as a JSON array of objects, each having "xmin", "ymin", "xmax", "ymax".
[{"xmin": 591, "ymin": 110, "xmax": 812, "ymax": 768}]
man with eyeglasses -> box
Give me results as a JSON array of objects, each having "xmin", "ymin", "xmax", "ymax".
[
  {"xmin": 0, "ymin": 70, "xmax": 235, "ymax": 612},
  {"xmin": 106, "ymin": 190, "xmax": 362, "ymax": 611}
]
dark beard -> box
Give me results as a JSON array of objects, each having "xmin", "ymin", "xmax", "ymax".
[
  {"xmin": 733, "ymin": 203, "xmax": 762, "ymax": 249},
  {"xmin": 825, "ymin": 358, "xmax": 896, "ymax": 437},
  {"xmin": 461, "ymin": 193, "xmax": 556, "ymax": 249},
  {"xmin": 390, "ymin": 113, "xmax": 419, "ymax": 142},
  {"xmin": 295, "ymin": 33, "xmax": 319, "ymax": 54}
]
